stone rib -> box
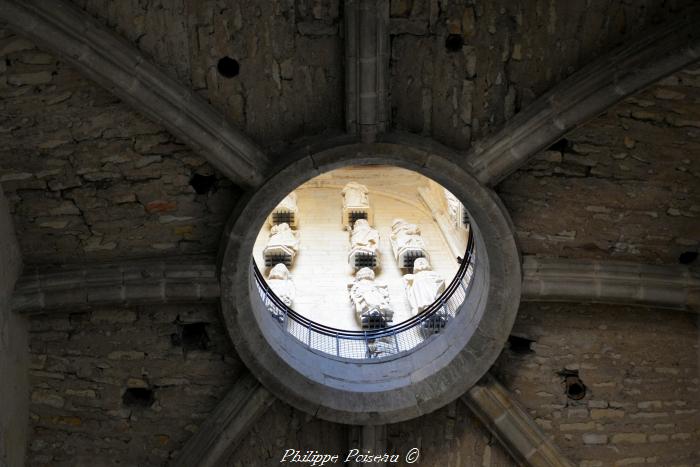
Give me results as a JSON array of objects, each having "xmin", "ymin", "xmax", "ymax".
[
  {"xmin": 172, "ymin": 371, "xmax": 275, "ymax": 467},
  {"xmin": 12, "ymin": 258, "xmax": 220, "ymax": 314},
  {"xmin": 345, "ymin": 0, "xmax": 390, "ymax": 142},
  {"xmin": 521, "ymin": 256, "xmax": 700, "ymax": 312},
  {"xmin": 462, "ymin": 374, "xmax": 575, "ymax": 467}
]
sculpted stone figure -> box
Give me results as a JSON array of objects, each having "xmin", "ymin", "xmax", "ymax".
[
  {"xmin": 366, "ymin": 337, "xmax": 396, "ymax": 359},
  {"xmin": 403, "ymin": 258, "xmax": 446, "ymax": 316},
  {"xmin": 342, "ymin": 182, "xmax": 369, "ymax": 208},
  {"xmin": 341, "ymin": 182, "xmax": 372, "ymax": 230},
  {"xmin": 348, "ymin": 267, "xmax": 394, "ymax": 328},
  {"xmin": 267, "ymin": 263, "xmax": 295, "ymax": 308},
  {"xmin": 390, "ymin": 218, "xmax": 427, "ymax": 267},
  {"xmin": 268, "ymin": 191, "xmax": 299, "ymax": 228},
  {"xmin": 263, "ymin": 222, "xmax": 300, "ymax": 266},
  {"xmin": 348, "ymin": 219, "xmax": 380, "ymax": 268},
  {"xmin": 350, "ymin": 219, "xmax": 379, "ymax": 252}
]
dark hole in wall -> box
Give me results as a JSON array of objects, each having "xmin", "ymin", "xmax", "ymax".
[
  {"xmin": 217, "ymin": 56, "xmax": 240, "ymax": 78},
  {"xmin": 189, "ymin": 173, "xmax": 217, "ymax": 195},
  {"xmin": 679, "ymin": 251, "xmax": 698, "ymax": 264},
  {"xmin": 94, "ymin": 180, "xmax": 114, "ymax": 190},
  {"xmin": 171, "ymin": 322, "xmax": 210, "ymax": 352},
  {"xmin": 558, "ymin": 369, "xmax": 587, "ymax": 400},
  {"xmin": 548, "ymin": 138, "xmax": 570, "ymax": 153},
  {"xmin": 122, "ymin": 388, "xmax": 155, "ymax": 408},
  {"xmin": 445, "ymin": 34, "xmax": 464, "ymax": 52},
  {"xmin": 508, "ymin": 335, "xmax": 535, "ymax": 354}
]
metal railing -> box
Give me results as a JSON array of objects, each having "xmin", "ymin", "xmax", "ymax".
[{"xmin": 253, "ymin": 229, "xmax": 475, "ymax": 360}]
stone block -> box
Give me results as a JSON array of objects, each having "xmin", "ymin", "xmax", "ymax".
[
  {"xmin": 87, "ymin": 286, "xmax": 125, "ymax": 305},
  {"xmin": 582, "ymin": 433, "xmax": 608, "ymax": 445},
  {"xmin": 90, "ymin": 309, "xmax": 137, "ymax": 324},
  {"xmin": 559, "ymin": 421, "xmax": 595, "ymax": 431},
  {"xmin": 611, "ymin": 433, "xmax": 647, "ymax": 444},
  {"xmin": 590, "ymin": 408, "xmax": 625, "ymax": 419},
  {"xmin": 107, "ymin": 351, "xmax": 145, "ymax": 360},
  {"xmin": 31, "ymin": 391, "xmax": 64, "ymax": 408}
]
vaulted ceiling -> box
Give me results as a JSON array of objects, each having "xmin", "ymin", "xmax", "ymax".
[
  {"xmin": 1, "ymin": 1, "xmax": 699, "ymax": 466},
  {"xmin": 1, "ymin": 0, "xmax": 698, "ymax": 267}
]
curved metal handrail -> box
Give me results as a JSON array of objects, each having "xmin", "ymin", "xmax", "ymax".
[{"xmin": 253, "ymin": 228, "xmax": 475, "ymax": 344}]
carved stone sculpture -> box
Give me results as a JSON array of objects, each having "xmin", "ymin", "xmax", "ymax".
[
  {"xmin": 267, "ymin": 263, "xmax": 295, "ymax": 308},
  {"xmin": 444, "ymin": 188, "xmax": 469, "ymax": 228},
  {"xmin": 444, "ymin": 188, "xmax": 461, "ymax": 228},
  {"xmin": 268, "ymin": 191, "xmax": 299, "ymax": 228},
  {"xmin": 263, "ymin": 222, "xmax": 299, "ymax": 267},
  {"xmin": 341, "ymin": 181, "xmax": 372, "ymax": 230},
  {"xmin": 348, "ymin": 267, "xmax": 393, "ymax": 328},
  {"xmin": 342, "ymin": 181, "xmax": 369, "ymax": 207},
  {"xmin": 348, "ymin": 218, "xmax": 380, "ymax": 269},
  {"xmin": 390, "ymin": 218, "xmax": 427, "ymax": 268},
  {"xmin": 403, "ymin": 258, "xmax": 446, "ymax": 316},
  {"xmin": 366, "ymin": 337, "xmax": 396, "ymax": 359}
]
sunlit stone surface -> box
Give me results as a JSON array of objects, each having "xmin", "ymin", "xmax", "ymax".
[{"xmin": 267, "ymin": 263, "xmax": 295, "ymax": 308}]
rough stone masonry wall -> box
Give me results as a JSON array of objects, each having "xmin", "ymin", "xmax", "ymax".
[
  {"xmin": 0, "ymin": 0, "xmax": 346, "ymax": 266},
  {"xmin": 384, "ymin": 401, "xmax": 515, "ymax": 467},
  {"xmin": 25, "ymin": 304, "xmax": 241, "ymax": 466},
  {"xmin": 493, "ymin": 303, "xmax": 700, "ymax": 467},
  {"xmin": 0, "ymin": 28, "xmax": 239, "ymax": 265},
  {"xmin": 71, "ymin": 0, "xmax": 345, "ymax": 154},
  {"xmin": 0, "ymin": 184, "xmax": 28, "ymax": 467},
  {"xmin": 226, "ymin": 400, "xmax": 347, "ymax": 467},
  {"xmin": 25, "ymin": 300, "xmax": 513, "ymax": 467},
  {"xmin": 499, "ymin": 65, "xmax": 700, "ymax": 264},
  {"xmin": 389, "ymin": 0, "xmax": 696, "ymax": 149},
  {"xmin": 25, "ymin": 301, "xmax": 700, "ymax": 466},
  {"xmin": 227, "ymin": 397, "xmax": 515, "ymax": 466}
]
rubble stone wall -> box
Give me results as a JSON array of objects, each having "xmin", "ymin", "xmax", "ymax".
[
  {"xmin": 494, "ymin": 302, "xmax": 700, "ymax": 467},
  {"xmin": 500, "ymin": 66, "xmax": 700, "ymax": 263},
  {"xmin": 0, "ymin": 185, "xmax": 27, "ymax": 467},
  {"xmin": 25, "ymin": 304, "xmax": 240, "ymax": 466},
  {"xmin": 389, "ymin": 0, "xmax": 696, "ymax": 148},
  {"xmin": 24, "ymin": 301, "xmax": 699, "ymax": 466}
]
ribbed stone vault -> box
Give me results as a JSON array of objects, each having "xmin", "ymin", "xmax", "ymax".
[{"xmin": 0, "ymin": 1, "xmax": 699, "ymax": 466}]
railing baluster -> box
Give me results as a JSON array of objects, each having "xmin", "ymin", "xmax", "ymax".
[{"xmin": 364, "ymin": 331, "xmax": 370, "ymax": 359}]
